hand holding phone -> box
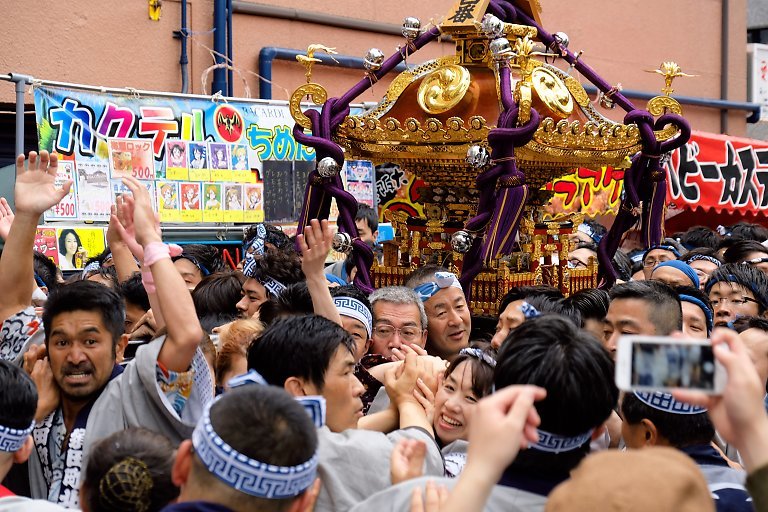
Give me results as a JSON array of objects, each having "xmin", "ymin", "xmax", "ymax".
[{"xmin": 615, "ymin": 335, "xmax": 726, "ymax": 394}]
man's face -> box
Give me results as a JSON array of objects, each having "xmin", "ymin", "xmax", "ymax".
[
  {"xmin": 491, "ymin": 299, "xmax": 526, "ymax": 350},
  {"xmin": 650, "ymin": 266, "xmax": 694, "ymax": 288},
  {"xmin": 603, "ymin": 298, "xmax": 657, "ymax": 356},
  {"xmin": 370, "ymin": 301, "xmax": 426, "ymax": 360},
  {"xmin": 568, "ymin": 232, "xmax": 594, "ymax": 246},
  {"xmin": 340, "ymin": 316, "xmax": 370, "ymax": 361},
  {"xmin": 568, "ymin": 247, "xmax": 596, "ymax": 269},
  {"xmin": 740, "ymin": 327, "xmax": 768, "ymax": 386},
  {"xmin": 47, "ymin": 310, "xmax": 117, "ymax": 402},
  {"xmin": 688, "ymin": 260, "xmax": 719, "ymax": 290},
  {"xmin": 311, "ymin": 346, "xmax": 364, "ymax": 433},
  {"xmin": 642, "ymin": 249, "xmax": 677, "ymax": 279},
  {"xmin": 423, "ymin": 287, "xmax": 471, "ymax": 359},
  {"xmin": 124, "ymin": 302, "xmax": 146, "ymax": 334},
  {"xmin": 355, "ymin": 218, "xmax": 377, "ymax": 246},
  {"xmin": 681, "ymin": 302, "xmax": 708, "ymax": 339},
  {"xmin": 174, "ymin": 259, "xmax": 203, "ymax": 290},
  {"xmin": 708, "ymin": 281, "xmax": 760, "ymax": 326},
  {"xmin": 236, "ymin": 278, "xmax": 267, "ymax": 318}
]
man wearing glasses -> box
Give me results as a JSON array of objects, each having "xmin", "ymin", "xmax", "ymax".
[
  {"xmin": 706, "ymin": 263, "xmax": 768, "ymax": 326},
  {"xmin": 641, "ymin": 244, "xmax": 681, "ymax": 279},
  {"xmin": 368, "ymin": 287, "xmax": 428, "ymax": 361}
]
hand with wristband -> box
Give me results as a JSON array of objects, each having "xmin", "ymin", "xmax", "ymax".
[{"xmin": 122, "ymin": 176, "xmax": 203, "ymax": 373}]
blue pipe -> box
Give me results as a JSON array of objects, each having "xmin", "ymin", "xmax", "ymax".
[
  {"xmin": 580, "ymin": 84, "xmax": 761, "ymax": 124},
  {"xmin": 212, "ymin": 0, "xmax": 228, "ymax": 95},
  {"xmin": 258, "ymin": 46, "xmax": 407, "ymax": 100},
  {"xmin": 226, "ymin": 0, "xmax": 234, "ymax": 97},
  {"xmin": 178, "ymin": 0, "xmax": 189, "ymax": 94}
]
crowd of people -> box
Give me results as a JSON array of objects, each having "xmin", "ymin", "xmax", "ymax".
[{"xmin": 1, "ymin": 150, "xmax": 768, "ymax": 511}]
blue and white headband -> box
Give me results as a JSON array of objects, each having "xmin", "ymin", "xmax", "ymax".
[
  {"xmin": 0, "ymin": 421, "xmax": 34, "ymax": 453},
  {"xmin": 577, "ymin": 223, "xmax": 603, "ymax": 244},
  {"xmin": 532, "ymin": 428, "xmax": 593, "ymax": 454},
  {"xmin": 192, "ymin": 398, "xmax": 319, "ymax": 499},
  {"xmin": 633, "ymin": 391, "xmax": 707, "ymax": 415},
  {"xmin": 519, "ymin": 301, "xmax": 541, "ymax": 319},
  {"xmin": 227, "ymin": 369, "xmax": 326, "ymax": 428},
  {"xmin": 459, "ymin": 347, "xmax": 497, "ymax": 368},
  {"xmin": 333, "ymin": 297, "xmax": 373, "ymax": 338},
  {"xmin": 686, "ymin": 254, "xmax": 721, "ymax": 268},
  {"xmin": 242, "ymin": 257, "xmax": 287, "ymax": 298},
  {"xmin": 244, "ymin": 224, "xmax": 267, "ymax": 258},
  {"xmin": 413, "ymin": 272, "xmax": 463, "ymax": 302}
]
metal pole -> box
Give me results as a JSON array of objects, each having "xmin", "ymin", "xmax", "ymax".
[
  {"xmin": 212, "ymin": 0, "xmax": 228, "ymax": 95},
  {"xmin": 226, "ymin": 0, "xmax": 234, "ymax": 97},
  {"xmin": 9, "ymin": 73, "xmax": 32, "ymax": 157},
  {"xmin": 720, "ymin": 0, "xmax": 729, "ymax": 133}
]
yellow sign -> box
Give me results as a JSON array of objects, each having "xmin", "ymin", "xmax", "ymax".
[{"xmin": 442, "ymin": 0, "xmax": 490, "ymax": 32}]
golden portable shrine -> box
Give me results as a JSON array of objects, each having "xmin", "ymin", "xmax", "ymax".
[{"xmin": 290, "ymin": 0, "xmax": 691, "ymax": 315}]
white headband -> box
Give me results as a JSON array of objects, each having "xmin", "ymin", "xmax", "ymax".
[{"xmin": 333, "ymin": 297, "xmax": 373, "ymax": 337}]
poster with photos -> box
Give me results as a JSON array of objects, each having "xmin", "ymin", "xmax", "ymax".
[
  {"xmin": 209, "ymin": 142, "xmax": 232, "ymax": 182},
  {"xmin": 180, "ymin": 182, "xmax": 203, "ymax": 222},
  {"xmin": 345, "ymin": 160, "xmax": 375, "ymax": 207},
  {"xmin": 188, "ymin": 142, "xmax": 210, "ymax": 181},
  {"xmin": 108, "ymin": 138, "xmax": 155, "ymax": 180},
  {"xmin": 55, "ymin": 227, "xmax": 106, "ymax": 271},
  {"xmin": 223, "ymin": 184, "xmax": 244, "ymax": 223},
  {"xmin": 157, "ymin": 181, "xmax": 182, "ymax": 222},
  {"xmin": 165, "ymin": 140, "xmax": 189, "ymax": 181},
  {"xmin": 44, "ymin": 160, "xmax": 78, "ymax": 221},
  {"xmin": 243, "ymin": 184, "xmax": 264, "ymax": 223},
  {"xmin": 203, "ymin": 183, "xmax": 224, "ymax": 223},
  {"xmin": 76, "ymin": 159, "xmax": 111, "ymax": 221}
]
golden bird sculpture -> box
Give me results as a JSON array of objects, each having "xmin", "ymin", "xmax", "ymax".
[
  {"xmin": 296, "ymin": 44, "xmax": 339, "ymax": 83},
  {"xmin": 645, "ymin": 61, "xmax": 696, "ymax": 96}
]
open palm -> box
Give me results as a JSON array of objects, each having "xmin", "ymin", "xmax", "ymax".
[{"xmin": 14, "ymin": 151, "xmax": 71, "ymax": 215}]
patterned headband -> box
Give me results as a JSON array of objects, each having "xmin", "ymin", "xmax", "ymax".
[
  {"xmin": 0, "ymin": 420, "xmax": 34, "ymax": 453},
  {"xmin": 532, "ymin": 428, "xmax": 593, "ymax": 454},
  {"xmin": 227, "ymin": 369, "xmax": 326, "ymax": 428},
  {"xmin": 577, "ymin": 223, "xmax": 603, "ymax": 244},
  {"xmin": 458, "ymin": 347, "xmax": 497, "ymax": 368},
  {"xmin": 333, "ymin": 297, "xmax": 373, "ymax": 338},
  {"xmin": 643, "ymin": 244, "xmax": 682, "ymax": 260},
  {"xmin": 192, "ymin": 398, "xmax": 319, "ymax": 499},
  {"xmin": 413, "ymin": 272, "xmax": 463, "ymax": 302},
  {"xmin": 519, "ymin": 301, "xmax": 541, "ymax": 319},
  {"xmin": 685, "ymin": 254, "xmax": 721, "ymax": 268},
  {"xmin": 241, "ymin": 257, "xmax": 287, "ymax": 298},
  {"xmin": 633, "ymin": 391, "xmax": 707, "ymax": 415},
  {"xmin": 243, "ymin": 223, "xmax": 267, "ymax": 258}
]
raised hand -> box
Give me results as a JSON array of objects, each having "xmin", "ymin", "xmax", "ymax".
[
  {"xmin": 0, "ymin": 197, "xmax": 15, "ymax": 240},
  {"xmin": 122, "ymin": 177, "xmax": 161, "ymax": 247},
  {"xmin": 298, "ymin": 219, "xmax": 334, "ymax": 279},
  {"xmin": 391, "ymin": 438, "xmax": 427, "ymax": 485},
  {"xmin": 14, "ymin": 151, "xmax": 71, "ymax": 216}
]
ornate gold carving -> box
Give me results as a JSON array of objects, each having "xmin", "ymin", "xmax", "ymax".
[
  {"xmin": 531, "ymin": 67, "xmax": 574, "ymax": 118},
  {"xmin": 647, "ymin": 96, "xmax": 683, "ymax": 116},
  {"xmin": 417, "ymin": 65, "xmax": 472, "ymax": 114},
  {"xmin": 289, "ymin": 83, "xmax": 328, "ymax": 130},
  {"xmin": 564, "ymin": 76, "xmax": 590, "ymax": 107},
  {"xmin": 516, "ymin": 82, "xmax": 533, "ymax": 125},
  {"xmin": 645, "ymin": 62, "xmax": 696, "ymax": 96},
  {"xmin": 295, "ymin": 44, "xmax": 338, "ymax": 83}
]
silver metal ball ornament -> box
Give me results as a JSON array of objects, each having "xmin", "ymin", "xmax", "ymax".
[
  {"xmin": 317, "ymin": 157, "xmax": 340, "ymax": 178},
  {"xmin": 451, "ymin": 230, "xmax": 474, "ymax": 253},
  {"xmin": 489, "ymin": 38, "xmax": 512, "ymax": 61},
  {"xmin": 332, "ymin": 232, "xmax": 354, "ymax": 254},
  {"xmin": 402, "ymin": 17, "xmax": 421, "ymax": 41},
  {"xmin": 480, "ymin": 14, "xmax": 505, "ymax": 39},
  {"xmin": 553, "ymin": 32, "xmax": 570, "ymax": 49},
  {"xmin": 466, "ymin": 145, "xmax": 490, "ymax": 169},
  {"xmin": 363, "ymin": 48, "xmax": 385, "ymax": 71}
]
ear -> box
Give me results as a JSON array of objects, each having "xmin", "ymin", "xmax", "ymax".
[
  {"xmin": 640, "ymin": 418, "xmax": 658, "ymax": 447},
  {"xmin": 171, "ymin": 440, "xmax": 194, "ymax": 488},
  {"xmin": 12, "ymin": 436, "xmax": 33, "ymax": 465},
  {"xmin": 284, "ymin": 376, "xmax": 308, "ymax": 398},
  {"xmin": 115, "ymin": 333, "xmax": 130, "ymax": 363},
  {"xmin": 421, "ymin": 328, "xmax": 428, "ymax": 347}
]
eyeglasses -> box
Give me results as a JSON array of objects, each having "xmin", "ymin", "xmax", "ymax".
[
  {"xmin": 567, "ymin": 259, "xmax": 588, "ymax": 269},
  {"xmin": 372, "ymin": 325, "xmax": 422, "ymax": 342},
  {"xmin": 710, "ymin": 296, "xmax": 759, "ymax": 308},
  {"xmin": 643, "ymin": 257, "xmax": 673, "ymax": 268}
]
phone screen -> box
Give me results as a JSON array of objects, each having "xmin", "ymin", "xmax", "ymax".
[{"xmin": 631, "ymin": 342, "xmax": 717, "ymax": 391}]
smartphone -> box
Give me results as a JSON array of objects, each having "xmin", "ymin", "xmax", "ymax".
[{"xmin": 615, "ymin": 335, "xmax": 726, "ymax": 394}]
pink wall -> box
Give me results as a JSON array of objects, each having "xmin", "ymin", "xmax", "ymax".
[{"xmin": 0, "ymin": 0, "xmax": 748, "ymax": 135}]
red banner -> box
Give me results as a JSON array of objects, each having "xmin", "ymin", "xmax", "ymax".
[{"xmin": 666, "ymin": 130, "xmax": 768, "ymax": 215}]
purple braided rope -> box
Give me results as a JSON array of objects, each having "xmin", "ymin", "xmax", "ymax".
[{"xmin": 292, "ymin": 25, "xmax": 441, "ymax": 292}]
